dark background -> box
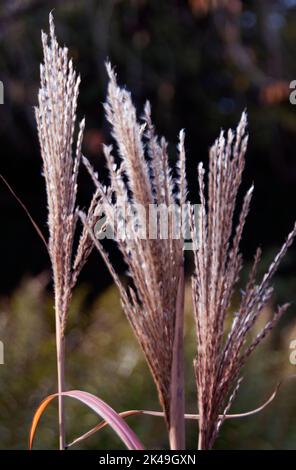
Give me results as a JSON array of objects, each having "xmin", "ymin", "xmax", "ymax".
[
  {"xmin": 1, "ymin": 0, "xmax": 296, "ymax": 293},
  {"xmin": 0, "ymin": 0, "xmax": 296, "ymax": 450}
]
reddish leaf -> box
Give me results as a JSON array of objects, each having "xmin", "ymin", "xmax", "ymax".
[{"xmin": 29, "ymin": 390, "xmax": 144, "ymax": 450}]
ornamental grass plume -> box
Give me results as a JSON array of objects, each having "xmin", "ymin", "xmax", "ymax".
[
  {"xmin": 35, "ymin": 14, "xmax": 98, "ymax": 449},
  {"xmin": 32, "ymin": 15, "xmax": 296, "ymax": 451},
  {"xmin": 190, "ymin": 112, "xmax": 296, "ymax": 449},
  {"xmin": 80, "ymin": 63, "xmax": 187, "ymax": 449}
]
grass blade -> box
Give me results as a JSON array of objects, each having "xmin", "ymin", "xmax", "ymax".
[
  {"xmin": 0, "ymin": 174, "xmax": 48, "ymax": 252},
  {"xmin": 29, "ymin": 390, "xmax": 145, "ymax": 450},
  {"xmin": 169, "ymin": 264, "xmax": 185, "ymax": 449},
  {"xmin": 67, "ymin": 375, "xmax": 296, "ymax": 448}
]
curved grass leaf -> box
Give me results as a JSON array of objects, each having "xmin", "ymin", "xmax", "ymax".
[
  {"xmin": 29, "ymin": 390, "xmax": 145, "ymax": 450},
  {"xmin": 67, "ymin": 376, "xmax": 296, "ymax": 448}
]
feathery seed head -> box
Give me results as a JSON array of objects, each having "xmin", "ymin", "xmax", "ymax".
[{"xmin": 191, "ymin": 112, "xmax": 296, "ymax": 449}]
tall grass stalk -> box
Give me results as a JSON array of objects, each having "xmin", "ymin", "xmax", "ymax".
[
  {"xmin": 80, "ymin": 64, "xmax": 187, "ymax": 449},
  {"xmin": 35, "ymin": 14, "xmax": 96, "ymax": 449},
  {"xmin": 190, "ymin": 112, "xmax": 296, "ymax": 449}
]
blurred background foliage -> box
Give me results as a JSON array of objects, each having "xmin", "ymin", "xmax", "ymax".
[
  {"xmin": 1, "ymin": 272, "xmax": 296, "ymax": 449},
  {"xmin": 0, "ymin": 0, "xmax": 296, "ymax": 449}
]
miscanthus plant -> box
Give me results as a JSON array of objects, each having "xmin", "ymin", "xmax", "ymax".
[
  {"xmin": 33, "ymin": 14, "xmax": 140, "ymax": 451},
  {"xmin": 190, "ymin": 113, "xmax": 296, "ymax": 449},
  {"xmin": 35, "ymin": 14, "xmax": 86, "ymax": 450},
  {"xmin": 79, "ymin": 64, "xmax": 186, "ymax": 449},
  {"xmin": 27, "ymin": 15, "xmax": 296, "ymax": 450}
]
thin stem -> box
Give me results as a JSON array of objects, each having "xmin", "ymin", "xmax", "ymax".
[
  {"xmin": 169, "ymin": 265, "xmax": 185, "ymax": 450},
  {"xmin": 0, "ymin": 174, "xmax": 48, "ymax": 251},
  {"xmin": 67, "ymin": 375, "xmax": 286, "ymax": 449},
  {"xmin": 55, "ymin": 311, "xmax": 65, "ymax": 450},
  {"xmin": 198, "ymin": 428, "xmax": 206, "ymax": 450}
]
